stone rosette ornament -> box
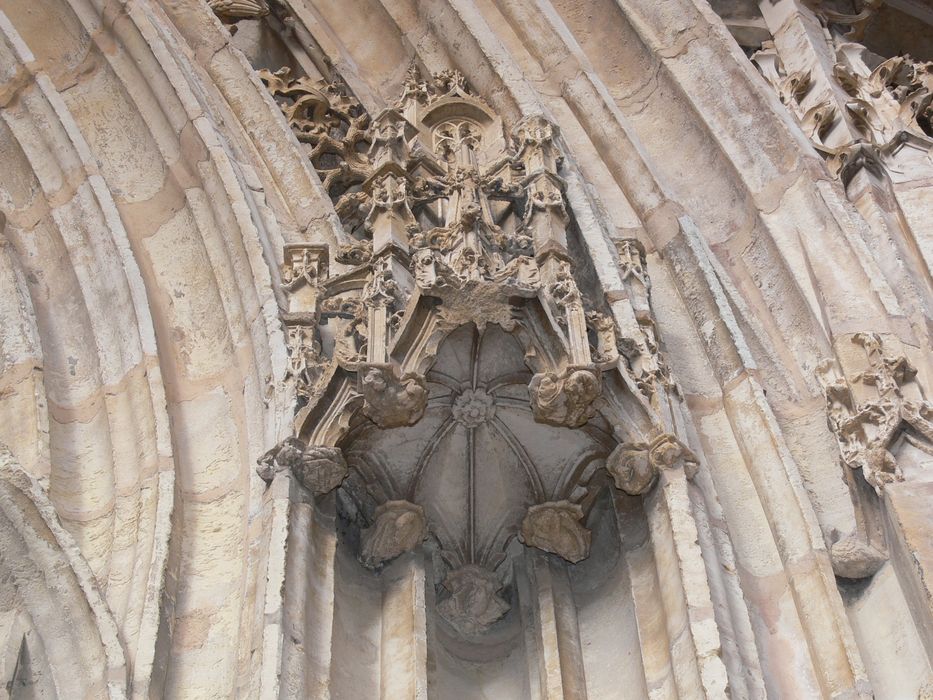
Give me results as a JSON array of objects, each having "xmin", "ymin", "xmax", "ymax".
[
  {"xmin": 256, "ymin": 437, "xmax": 348, "ymax": 495},
  {"xmin": 437, "ymin": 564, "xmax": 510, "ymax": 635},
  {"xmin": 359, "ymin": 500, "xmax": 427, "ymax": 569},
  {"xmin": 519, "ymin": 500, "xmax": 591, "ymax": 563},
  {"xmin": 452, "ymin": 389, "xmax": 496, "ymax": 428},
  {"xmin": 606, "ymin": 433, "xmax": 698, "ymax": 496}
]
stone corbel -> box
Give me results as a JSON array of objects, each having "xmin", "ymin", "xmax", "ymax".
[
  {"xmin": 256, "ymin": 437, "xmax": 349, "ymax": 495},
  {"xmin": 358, "ymin": 363, "xmax": 428, "ymax": 428},
  {"xmin": 519, "ymin": 500, "xmax": 591, "ymax": 563},
  {"xmin": 437, "ymin": 564, "xmax": 510, "ymax": 635},
  {"xmin": 359, "ymin": 500, "xmax": 427, "ymax": 568},
  {"xmin": 528, "ymin": 366, "xmax": 600, "ymax": 428},
  {"xmin": 606, "ymin": 434, "xmax": 698, "ymax": 496}
]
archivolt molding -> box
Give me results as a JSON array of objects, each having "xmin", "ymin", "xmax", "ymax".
[{"xmin": 0, "ymin": 446, "xmax": 128, "ymax": 699}]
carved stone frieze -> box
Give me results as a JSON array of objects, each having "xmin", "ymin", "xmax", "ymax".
[
  {"xmin": 606, "ymin": 434, "xmax": 699, "ymax": 496},
  {"xmin": 437, "ymin": 564, "xmax": 510, "ymax": 635},
  {"xmin": 528, "ymin": 367, "xmax": 600, "ymax": 428},
  {"xmin": 519, "ymin": 500, "xmax": 591, "ymax": 563},
  {"xmin": 256, "ymin": 438, "xmax": 348, "ymax": 495},
  {"xmin": 359, "ymin": 500, "xmax": 427, "ymax": 568},
  {"xmin": 358, "ymin": 364, "xmax": 428, "ymax": 428}
]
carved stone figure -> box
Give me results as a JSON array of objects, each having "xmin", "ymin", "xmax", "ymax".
[
  {"xmin": 358, "ymin": 364, "xmax": 428, "ymax": 428},
  {"xmin": 528, "ymin": 368, "xmax": 600, "ymax": 428},
  {"xmin": 359, "ymin": 500, "xmax": 427, "ymax": 568},
  {"xmin": 520, "ymin": 501, "xmax": 591, "ymax": 563},
  {"xmin": 437, "ymin": 565, "xmax": 510, "ymax": 635},
  {"xmin": 607, "ymin": 434, "xmax": 698, "ymax": 496}
]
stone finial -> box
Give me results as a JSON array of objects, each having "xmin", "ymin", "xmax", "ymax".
[
  {"xmin": 437, "ymin": 564, "xmax": 510, "ymax": 635},
  {"xmin": 359, "ymin": 500, "xmax": 427, "ymax": 568},
  {"xmin": 256, "ymin": 438, "xmax": 348, "ymax": 496},
  {"xmin": 359, "ymin": 364, "xmax": 428, "ymax": 429},
  {"xmin": 607, "ymin": 434, "xmax": 698, "ymax": 496},
  {"xmin": 528, "ymin": 368, "xmax": 600, "ymax": 428},
  {"xmin": 520, "ymin": 500, "xmax": 591, "ymax": 563}
]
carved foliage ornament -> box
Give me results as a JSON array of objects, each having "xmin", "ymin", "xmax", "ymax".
[
  {"xmin": 528, "ymin": 368, "xmax": 600, "ymax": 428},
  {"xmin": 358, "ymin": 364, "xmax": 428, "ymax": 429}
]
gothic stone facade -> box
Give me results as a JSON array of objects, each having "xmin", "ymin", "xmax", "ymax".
[{"xmin": 0, "ymin": 0, "xmax": 931, "ymax": 698}]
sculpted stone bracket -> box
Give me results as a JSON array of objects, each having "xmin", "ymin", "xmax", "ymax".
[
  {"xmin": 359, "ymin": 500, "xmax": 427, "ymax": 569},
  {"xmin": 606, "ymin": 433, "xmax": 699, "ymax": 496},
  {"xmin": 528, "ymin": 366, "xmax": 601, "ymax": 428},
  {"xmin": 519, "ymin": 500, "xmax": 592, "ymax": 564},
  {"xmin": 357, "ymin": 363, "xmax": 428, "ymax": 429},
  {"xmin": 257, "ymin": 437, "xmax": 349, "ymax": 496}
]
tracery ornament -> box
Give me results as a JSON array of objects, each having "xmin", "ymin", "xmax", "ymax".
[{"xmin": 817, "ymin": 333, "xmax": 933, "ymax": 494}]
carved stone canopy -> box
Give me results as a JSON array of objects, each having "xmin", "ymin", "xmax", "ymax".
[
  {"xmin": 277, "ymin": 67, "xmax": 695, "ymax": 635},
  {"xmin": 339, "ymin": 323, "xmax": 615, "ymax": 575}
]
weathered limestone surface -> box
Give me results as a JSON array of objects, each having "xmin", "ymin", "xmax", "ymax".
[{"xmin": 0, "ymin": 0, "xmax": 930, "ymax": 698}]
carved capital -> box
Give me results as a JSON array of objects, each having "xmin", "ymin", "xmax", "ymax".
[
  {"xmin": 359, "ymin": 364, "xmax": 428, "ymax": 428},
  {"xmin": 606, "ymin": 434, "xmax": 698, "ymax": 496},
  {"xmin": 359, "ymin": 500, "xmax": 427, "ymax": 568},
  {"xmin": 528, "ymin": 367, "xmax": 600, "ymax": 428},
  {"xmin": 520, "ymin": 500, "xmax": 591, "ymax": 563}
]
